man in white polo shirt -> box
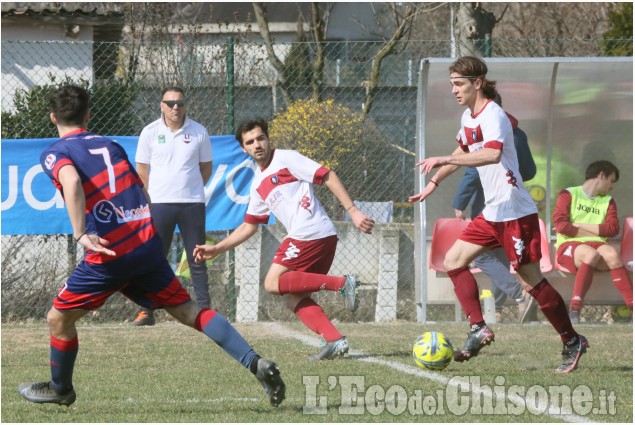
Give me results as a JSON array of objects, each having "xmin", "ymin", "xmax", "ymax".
[{"xmin": 130, "ymin": 87, "xmax": 213, "ymax": 326}]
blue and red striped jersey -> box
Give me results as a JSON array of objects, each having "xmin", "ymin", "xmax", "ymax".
[{"xmin": 41, "ymin": 130, "xmax": 159, "ymax": 264}]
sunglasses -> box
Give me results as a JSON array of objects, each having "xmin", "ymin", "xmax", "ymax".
[{"xmin": 162, "ymin": 100, "xmax": 186, "ymax": 108}]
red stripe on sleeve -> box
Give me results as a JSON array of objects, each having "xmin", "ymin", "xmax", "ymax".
[
  {"xmin": 245, "ymin": 214, "xmax": 269, "ymax": 225},
  {"xmin": 52, "ymin": 158, "xmax": 73, "ymax": 181},
  {"xmin": 313, "ymin": 166, "xmax": 330, "ymax": 185},
  {"xmin": 483, "ymin": 140, "xmax": 503, "ymax": 150}
]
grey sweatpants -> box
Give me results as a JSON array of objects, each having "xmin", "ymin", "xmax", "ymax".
[{"xmin": 474, "ymin": 247, "xmax": 524, "ymax": 312}]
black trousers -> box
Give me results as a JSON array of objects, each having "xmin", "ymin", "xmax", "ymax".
[{"xmin": 148, "ymin": 202, "xmax": 210, "ymax": 309}]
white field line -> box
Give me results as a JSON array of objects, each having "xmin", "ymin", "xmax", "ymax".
[{"xmin": 260, "ymin": 322, "xmax": 597, "ymax": 424}]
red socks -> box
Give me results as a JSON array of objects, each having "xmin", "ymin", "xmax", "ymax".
[
  {"xmin": 610, "ymin": 266, "xmax": 633, "ymax": 309},
  {"xmin": 447, "ymin": 266, "xmax": 483, "ymax": 325},
  {"xmin": 529, "ymin": 279, "xmax": 577, "ymax": 342},
  {"xmin": 570, "ymin": 264, "xmax": 632, "ymax": 310},
  {"xmin": 278, "ymin": 271, "xmax": 345, "ymax": 295},
  {"xmin": 293, "ymin": 298, "xmax": 343, "ymax": 342},
  {"xmin": 570, "ymin": 262, "xmax": 594, "ymax": 311}
]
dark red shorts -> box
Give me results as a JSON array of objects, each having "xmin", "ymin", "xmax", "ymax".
[
  {"xmin": 556, "ymin": 241, "xmax": 607, "ymax": 273},
  {"xmin": 459, "ymin": 213, "xmax": 542, "ymax": 270},
  {"xmin": 272, "ymin": 235, "xmax": 338, "ymax": 274}
]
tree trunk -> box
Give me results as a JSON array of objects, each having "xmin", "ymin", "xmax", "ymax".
[
  {"xmin": 310, "ymin": 2, "xmax": 325, "ymax": 102},
  {"xmin": 454, "ymin": 3, "xmax": 497, "ymax": 57},
  {"xmin": 252, "ymin": 2, "xmax": 294, "ymax": 107}
]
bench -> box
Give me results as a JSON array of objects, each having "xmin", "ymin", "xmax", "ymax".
[{"xmin": 427, "ymin": 216, "xmax": 632, "ymax": 310}]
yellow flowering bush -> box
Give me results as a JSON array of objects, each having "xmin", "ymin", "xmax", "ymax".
[
  {"xmin": 270, "ymin": 97, "xmax": 404, "ymax": 212},
  {"xmin": 269, "ymin": 98, "xmax": 364, "ymax": 169}
]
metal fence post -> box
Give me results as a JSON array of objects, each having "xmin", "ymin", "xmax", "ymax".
[
  {"xmin": 414, "ymin": 59, "xmax": 429, "ymax": 323},
  {"xmin": 484, "ymin": 34, "xmax": 492, "ymax": 57},
  {"xmin": 226, "ymin": 36, "xmax": 237, "ymax": 321}
]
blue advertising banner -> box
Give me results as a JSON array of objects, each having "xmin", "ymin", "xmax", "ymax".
[{"xmin": 1, "ymin": 135, "xmax": 256, "ymax": 235}]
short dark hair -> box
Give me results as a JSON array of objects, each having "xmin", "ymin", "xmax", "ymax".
[
  {"xmin": 585, "ymin": 160, "xmax": 619, "ymax": 181},
  {"xmin": 161, "ymin": 86, "xmax": 185, "ymax": 98},
  {"xmin": 50, "ymin": 85, "xmax": 89, "ymax": 126},
  {"xmin": 235, "ymin": 118, "xmax": 269, "ymax": 146},
  {"xmin": 449, "ymin": 56, "xmax": 498, "ymax": 100}
]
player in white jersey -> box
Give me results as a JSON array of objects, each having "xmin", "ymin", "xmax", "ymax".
[
  {"xmin": 194, "ymin": 118, "xmax": 375, "ymax": 361},
  {"xmin": 408, "ymin": 56, "xmax": 586, "ymax": 374}
]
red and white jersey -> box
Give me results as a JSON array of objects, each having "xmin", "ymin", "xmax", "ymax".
[
  {"xmin": 456, "ymin": 100, "xmax": 537, "ymax": 222},
  {"xmin": 244, "ymin": 149, "xmax": 336, "ymax": 240}
]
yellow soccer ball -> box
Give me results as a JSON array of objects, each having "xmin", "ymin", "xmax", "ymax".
[
  {"xmin": 610, "ymin": 305, "xmax": 633, "ymax": 323},
  {"xmin": 413, "ymin": 331, "xmax": 453, "ymax": 371}
]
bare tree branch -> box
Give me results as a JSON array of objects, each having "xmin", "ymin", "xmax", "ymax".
[
  {"xmin": 362, "ymin": 3, "xmax": 422, "ymax": 116},
  {"xmin": 252, "ymin": 2, "xmax": 293, "ymax": 107}
]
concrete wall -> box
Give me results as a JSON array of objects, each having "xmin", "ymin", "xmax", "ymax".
[{"xmin": 232, "ymin": 222, "xmax": 627, "ymax": 323}]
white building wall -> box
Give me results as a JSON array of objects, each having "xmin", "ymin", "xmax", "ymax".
[{"xmin": 1, "ymin": 23, "xmax": 94, "ymax": 112}]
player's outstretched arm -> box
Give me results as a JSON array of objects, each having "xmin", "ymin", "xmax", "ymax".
[
  {"xmin": 408, "ymin": 182, "xmax": 437, "ymax": 203},
  {"xmin": 323, "ymin": 171, "xmax": 375, "ymax": 234},
  {"xmin": 58, "ymin": 165, "xmax": 116, "ymax": 256},
  {"xmin": 194, "ymin": 222, "xmax": 259, "ymax": 263},
  {"xmin": 349, "ymin": 208, "xmax": 375, "ymax": 234},
  {"xmin": 410, "ymin": 147, "xmax": 466, "ymax": 203}
]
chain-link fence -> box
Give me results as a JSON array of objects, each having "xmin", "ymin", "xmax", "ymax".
[{"xmin": 2, "ymin": 38, "xmax": 633, "ymax": 323}]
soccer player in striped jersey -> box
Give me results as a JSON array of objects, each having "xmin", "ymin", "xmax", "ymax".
[{"xmin": 18, "ymin": 85, "xmax": 285, "ymax": 407}]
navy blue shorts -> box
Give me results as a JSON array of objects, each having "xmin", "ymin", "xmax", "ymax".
[{"xmin": 53, "ymin": 256, "xmax": 191, "ymax": 311}]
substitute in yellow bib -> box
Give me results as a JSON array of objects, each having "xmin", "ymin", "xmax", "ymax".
[{"xmin": 553, "ymin": 160, "xmax": 632, "ymax": 323}]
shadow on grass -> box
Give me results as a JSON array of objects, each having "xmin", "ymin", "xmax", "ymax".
[{"xmin": 347, "ymin": 352, "xmax": 410, "ymax": 360}]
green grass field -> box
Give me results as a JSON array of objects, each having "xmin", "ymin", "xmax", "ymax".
[{"xmin": 2, "ymin": 320, "xmax": 632, "ymax": 423}]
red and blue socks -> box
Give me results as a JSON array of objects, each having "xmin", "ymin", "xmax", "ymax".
[
  {"xmin": 50, "ymin": 336, "xmax": 78, "ymax": 394},
  {"xmin": 195, "ymin": 308, "xmax": 258, "ymax": 370}
]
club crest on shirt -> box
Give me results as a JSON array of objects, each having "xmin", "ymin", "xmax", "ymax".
[
  {"xmin": 44, "ymin": 154, "xmax": 57, "ymax": 170},
  {"xmin": 465, "ymin": 125, "xmax": 483, "ymax": 145},
  {"xmin": 270, "ymin": 175, "xmax": 279, "ymax": 184},
  {"xmin": 158, "ymin": 134, "xmax": 166, "ymax": 144},
  {"xmin": 183, "ymin": 134, "xmax": 192, "ymax": 144}
]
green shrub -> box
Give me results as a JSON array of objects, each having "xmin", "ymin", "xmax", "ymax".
[{"xmin": 1, "ymin": 76, "xmax": 141, "ymax": 139}]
